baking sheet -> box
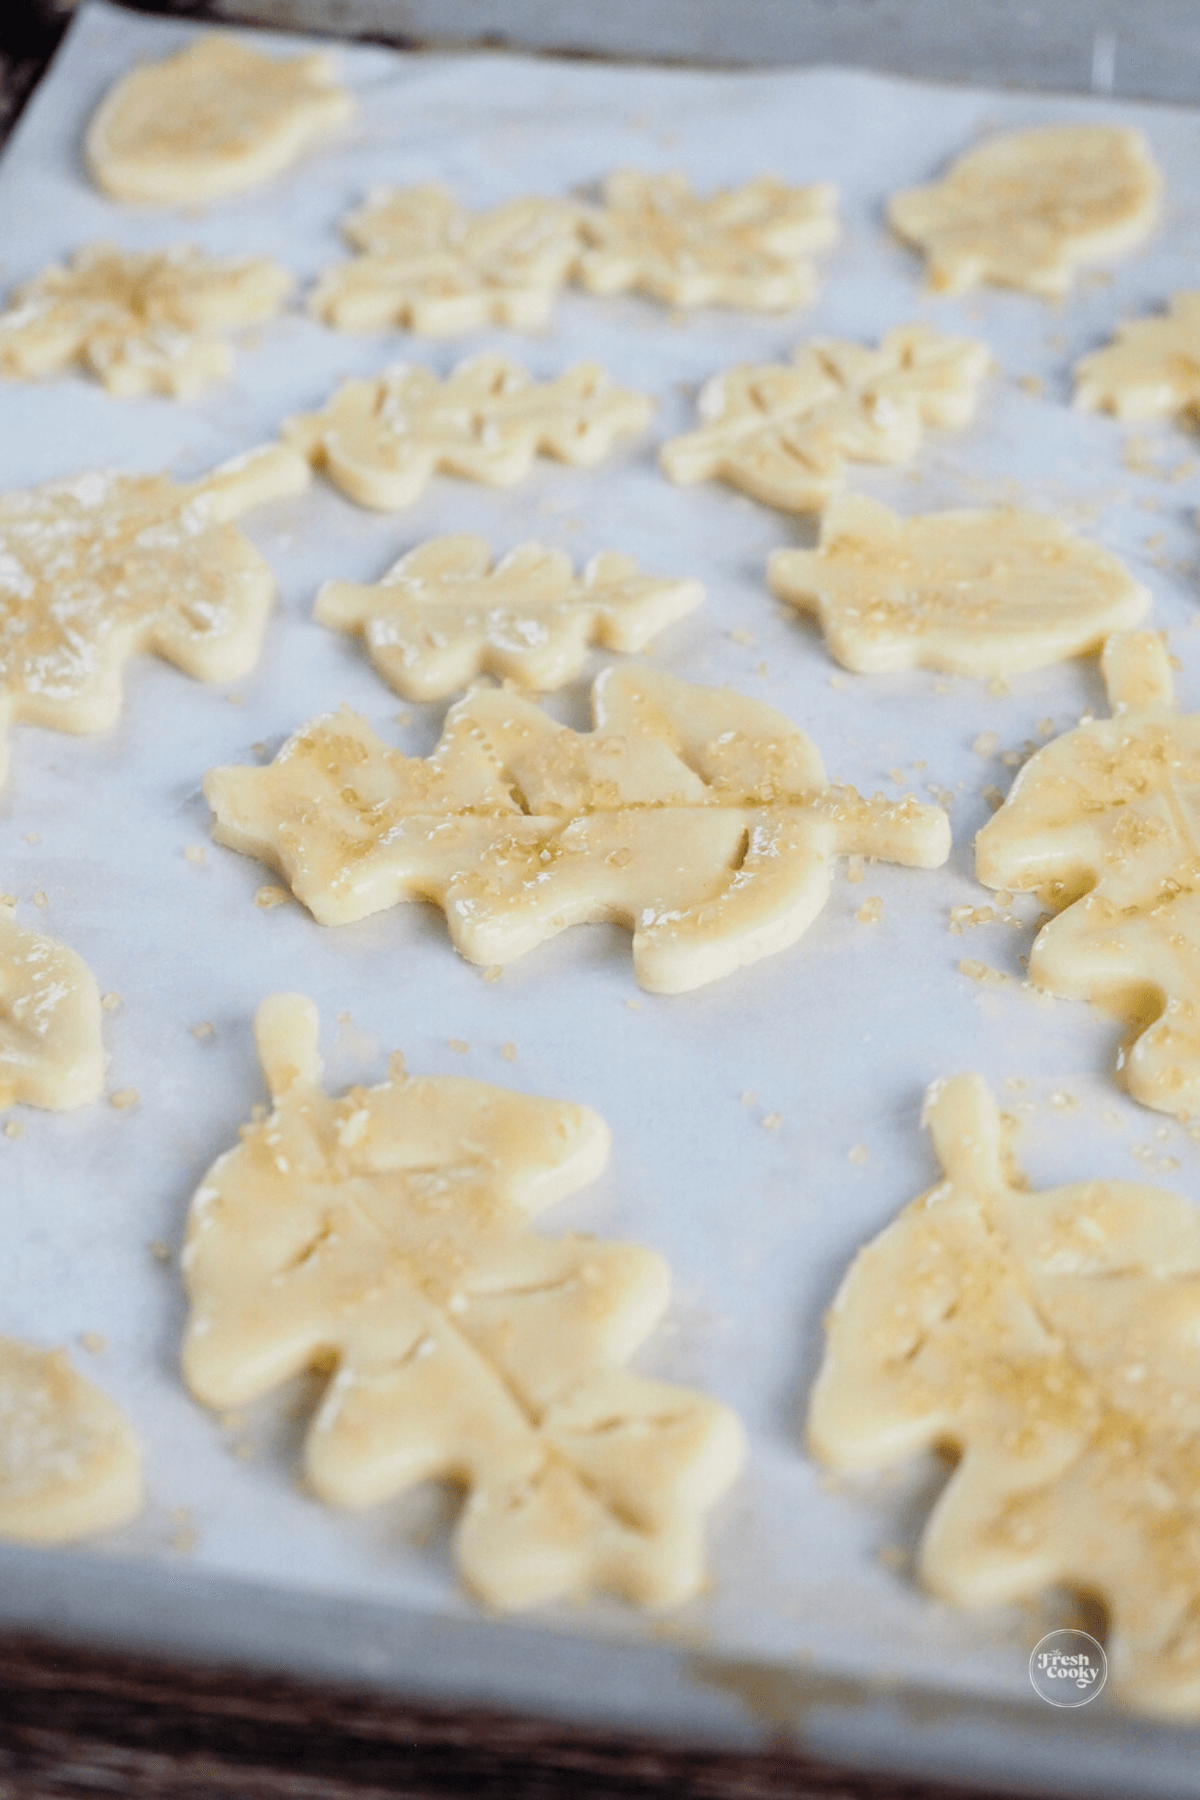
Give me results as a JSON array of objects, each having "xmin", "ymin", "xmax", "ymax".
[{"xmin": 5, "ymin": 4, "xmax": 1200, "ymax": 1789}]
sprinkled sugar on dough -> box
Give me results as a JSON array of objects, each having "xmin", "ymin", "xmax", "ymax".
[
  {"xmin": 85, "ymin": 33, "xmax": 353, "ymax": 205},
  {"xmin": 768, "ymin": 494, "xmax": 1150, "ymax": 677},
  {"xmin": 810, "ymin": 1072, "xmax": 1200, "ymax": 1719},
  {"xmin": 181, "ymin": 994, "xmax": 744, "ymax": 1610},
  {"xmin": 0, "ymin": 1337, "xmax": 141, "ymax": 1543},
  {"xmin": 203, "ymin": 666, "xmax": 950, "ymax": 994},
  {"xmin": 0, "ymin": 904, "xmax": 103, "ymax": 1111},
  {"xmin": 314, "ymin": 535, "xmax": 703, "ymax": 700},
  {"xmin": 0, "ymin": 243, "xmax": 294, "ymax": 400},
  {"xmin": 888, "ymin": 124, "xmax": 1161, "ymax": 298},
  {"xmin": 1075, "ymin": 293, "xmax": 1200, "ymax": 422},
  {"xmin": 0, "ymin": 443, "xmax": 308, "ymax": 784}
]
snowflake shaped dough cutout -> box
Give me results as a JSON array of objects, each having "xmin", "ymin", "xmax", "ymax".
[
  {"xmin": 0, "ymin": 243, "xmax": 293, "ymax": 400},
  {"xmin": 284, "ymin": 355, "xmax": 654, "ymax": 510},
  {"xmin": 1075, "ymin": 293, "xmax": 1200, "ymax": 422},
  {"xmin": 314, "ymin": 535, "xmax": 704, "ymax": 700},
  {"xmin": 888, "ymin": 125, "xmax": 1161, "ymax": 298},
  {"xmin": 311, "ymin": 184, "xmax": 581, "ymax": 334},
  {"xmin": 769, "ymin": 495, "xmax": 1150, "ymax": 676},
  {"xmin": 977, "ymin": 631, "xmax": 1200, "ymax": 1115},
  {"xmin": 575, "ymin": 170, "xmax": 839, "ymax": 310},
  {"xmin": 0, "ymin": 1338, "xmax": 141, "ymax": 1544},
  {"xmin": 85, "ymin": 33, "xmax": 353, "ymax": 205},
  {"xmin": 810, "ymin": 1071, "xmax": 1200, "ymax": 1718},
  {"xmin": 204, "ymin": 666, "xmax": 950, "ymax": 993},
  {"xmin": 0, "ymin": 905, "xmax": 104, "ymax": 1111},
  {"xmin": 0, "ymin": 443, "xmax": 308, "ymax": 784},
  {"xmin": 182, "ymin": 994, "xmax": 744, "ymax": 1609},
  {"xmin": 659, "ymin": 327, "xmax": 989, "ymax": 515}
]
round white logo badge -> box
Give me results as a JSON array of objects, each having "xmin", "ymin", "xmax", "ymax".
[{"xmin": 1029, "ymin": 1629, "xmax": 1107, "ymax": 1707}]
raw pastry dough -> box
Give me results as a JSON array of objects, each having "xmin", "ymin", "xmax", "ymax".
[
  {"xmin": 284, "ymin": 355, "xmax": 654, "ymax": 510},
  {"xmin": 0, "ymin": 443, "xmax": 308, "ymax": 784},
  {"xmin": 182, "ymin": 993, "xmax": 744, "ymax": 1610},
  {"xmin": 0, "ymin": 243, "xmax": 293, "ymax": 399},
  {"xmin": 85, "ymin": 33, "xmax": 352, "ymax": 205},
  {"xmin": 888, "ymin": 125, "xmax": 1161, "ymax": 298},
  {"xmin": 978, "ymin": 632, "xmax": 1200, "ymax": 1114},
  {"xmin": 0, "ymin": 904, "xmax": 104, "ymax": 1111},
  {"xmin": 575, "ymin": 170, "xmax": 839, "ymax": 310},
  {"xmin": 314, "ymin": 536, "xmax": 703, "ymax": 699},
  {"xmin": 203, "ymin": 666, "xmax": 951, "ymax": 993},
  {"xmin": 311, "ymin": 185, "xmax": 580, "ymax": 333},
  {"xmin": 810, "ymin": 1071, "xmax": 1200, "ymax": 1720},
  {"xmin": 0, "ymin": 1337, "xmax": 141, "ymax": 1543},
  {"xmin": 769, "ymin": 495, "xmax": 1150, "ymax": 676},
  {"xmin": 1075, "ymin": 293, "xmax": 1200, "ymax": 421},
  {"xmin": 659, "ymin": 327, "xmax": 989, "ymax": 515}
]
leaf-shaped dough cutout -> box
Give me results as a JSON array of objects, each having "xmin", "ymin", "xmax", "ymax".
[
  {"xmin": 810, "ymin": 1072, "xmax": 1200, "ymax": 1718},
  {"xmin": 203, "ymin": 666, "xmax": 950, "ymax": 993},
  {"xmin": 0, "ymin": 443, "xmax": 308, "ymax": 785},
  {"xmin": 659, "ymin": 327, "xmax": 989, "ymax": 515},
  {"xmin": 575, "ymin": 170, "xmax": 839, "ymax": 310},
  {"xmin": 769, "ymin": 495, "xmax": 1150, "ymax": 676},
  {"xmin": 182, "ymin": 994, "xmax": 744, "ymax": 1609},
  {"xmin": 1075, "ymin": 293, "xmax": 1200, "ymax": 422},
  {"xmin": 284, "ymin": 355, "xmax": 654, "ymax": 510},
  {"xmin": 0, "ymin": 244, "xmax": 293, "ymax": 400},
  {"xmin": 888, "ymin": 125, "xmax": 1161, "ymax": 298},
  {"xmin": 85, "ymin": 34, "xmax": 353, "ymax": 205},
  {"xmin": 314, "ymin": 535, "xmax": 703, "ymax": 699},
  {"xmin": 0, "ymin": 1337, "xmax": 141, "ymax": 1543},
  {"xmin": 0, "ymin": 905, "xmax": 103, "ymax": 1111},
  {"xmin": 312, "ymin": 185, "xmax": 581, "ymax": 334},
  {"xmin": 977, "ymin": 632, "xmax": 1200, "ymax": 1115}
]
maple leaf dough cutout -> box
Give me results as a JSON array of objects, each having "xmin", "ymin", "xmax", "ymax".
[
  {"xmin": 0, "ymin": 904, "xmax": 104, "ymax": 1111},
  {"xmin": 182, "ymin": 994, "xmax": 744, "ymax": 1609},
  {"xmin": 0, "ymin": 1337, "xmax": 141, "ymax": 1543},
  {"xmin": 574, "ymin": 170, "xmax": 839, "ymax": 310},
  {"xmin": 311, "ymin": 184, "xmax": 581, "ymax": 334},
  {"xmin": 977, "ymin": 631, "xmax": 1200, "ymax": 1116},
  {"xmin": 888, "ymin": 125, "xmax": 1161, "ymax": 299},
  {"xmin": 769, "ymin": 495, "xmax": 1150, "ymax": 677},
  {"xmin": 0, "ymin": 243, "xmax": 294, "ymax": 400},
  {"xmin": 85, "ymin": 34, "xmax": 353, "ymax": 205},
  {"xmin": 0, "ymin": 442, "xmax": 308, "ymax": 785},
  {"xmin": 659, "ymin": 327, "xmax": 990, "ymax": 515},
  {"xmin": 314, "ymin": 535, "xmax": 704, "ymax": 700},
  {"xmin": 809, "ymin": 1071, "xmax": 1200, "ymax": 1719},
  {"xmin": 284, "ymin": 355, "xmax": 654, "ymax": 511},
  {"xmin": 203, "ymin": 666, "xmax": 951, "ymax": 993},
  {"xmin": 1075, "ymin": 293, "xmax": 1200, "ymax": 422}
]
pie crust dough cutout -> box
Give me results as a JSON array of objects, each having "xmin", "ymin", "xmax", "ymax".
[
  {"xmin": 0, "ymin": 904, "xmax": 104, "ymax": 1111},
  {"xmin": 810, "ymin": 1071, "xmax": 1200, "ymax": 1719},
  {"xmin": 85, "ymin": 33, "xmax": 353, "ymax": 205},
  {"xmin": 888, "ymin": 124, "xmax": 1161, "ymax": 298},
  {"xmin": 0, "ymin": 1338, "xmax": 141, "ymax": 1543},
  {"xmin": 203, "ymin": 667, "xmax": 951, "ymax": 993},
  {"xmin": 977, "ymin": 631, "xmax": 1200, "ymax": 1115},
  {"xmin": 182, "ymin": 993, "xmax": 745, "ymax": 1610},
  {"xmin": 1075, "ymin": 293, "xmax": 1200, "ymax": 422}
]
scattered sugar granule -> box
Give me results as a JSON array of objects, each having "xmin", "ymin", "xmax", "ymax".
[
  {"xmin": 846, "ymin": 854, "xmax": 865, "ymax": 885},
  {"xmin": 972, "ymin": 731, "xmax": 999, "ymax": 756},
  {"xmin": 482, "ymin": 965, "xmax": 503, "ymax": 984},
  {"xmin": 847, "ymin": 1144, "xmax": 869, "ymax": 1164},
  {"xmin": 501, "ymin": 1042, "xmax": 518, "ymax": 1063},
  {"xmin": 101, "ymin": 992, "xmax": 122, "ymax": 1011},
  {"xmin": 3, "ymin": 1121, "xmax": 23, "ymax": 1140},
  {"xmin": 190, "ymin": 1021, "xmax": 215, "ymax": 1041},
  {"xmin": 828, "ymin": 673, "xmax": 847, "ymax": 690},
  {"xmin": 110, "ymin": 1088, "xmax": 139, "ymax": 1110},
  {"xmin": 761, "ymin": 1112, "xmax": 783, "ymax": 1131},
  {"xmin": 79, "ymin": 1332, "xmax": 106, "ymax": 1356},
  {"xmin": 959, "ymin": 959, "xmax": 1008, "ymax": 984},
  {"xmin": 856, "ymin": 896, "xmax": 883, "ymax": 924},
  {"xmin": 448, "ymin": 1038, "xmax": 469, "ymax": 1054},
  {"xmin": 32, "ymin": 891, "xmax": 47, "ymax": 909},
  {"xmin": 1049, "ymin": 1091, "xmax": 1078, "ymax": 1112},
  {"xmin": 982, "ymin": 785, "xmax": 1005, "ymax": 812},
  {"xmin": 729, "ymin": 628, "xmax": 755, "ymax": 647},
  {"xmin": 254, "ymin": 885, "xmax": 290, "ymax": 910},
  {"xmin": 987, "ymin": 676, "xmax": 1009, "ymax": 696},
  {"xmin": 23, "ymin": 832, "xmax": 39, "ymax": 845},
  {"xmin": 184, "ymin": 845, "xmax": 206, "ymax": 865},
  {"xmin": 740, "ymin": 1090, "xmax": 757, "ymax": 1106}
]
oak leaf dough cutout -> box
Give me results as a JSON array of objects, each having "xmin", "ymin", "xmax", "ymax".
[
  {"xmin": 888, "ymin": 124, "xmax": 1161, "ymax": 298},
  {"xmin": 0, "ymin": 442, "xmax": 308, "ymax": 785},
  {"xmin": 284, "ymin": 355, "xmax": 654, "ymax": 510},
  {"xmin": 977, "ymin": 632, "xmax": 1200, "ymax": 1116},
  {"xmin": 204, "ymin": 666, "xmax": 951, "ymax": 994},
  {"xmin": 315, "ymin": 535, "xmax": 704, "ymax": 700},
  {"xmin": 0, "ymin": 905, "xmax": 104, "ymax": 1111},
  {"xmin": 85, "ymin": 33, "xmax": 353, "ymax": 205},
  {"xmin": 182, "ymin": 994, "xmax": 744, "ymax": 1609},
  {"xmin": 810, "ymin": 1071, "xmax": 1200, "ymax": 1719},
  {"xmin": 0, "ymin": 1338, "xmax": 142, "ymax": 1544},
  {"xmin": 575, "ymin": 170, "xmax": 839, "ymax": 310},
  {"xmin": 312, "ymin": 184, "xmax": 581, "ymax": 334},
  {"xmin": 769, "ymin": 495, "xmax": 1150, "ymax": 676},
  {"xmin": 1075, "ymin": 293, "xmax": 1200, "ymax": 422},
  {"xmin": 0, "ymin": 243, "xmax": 293, "ymax": 399},
  {"xmin": 659, "ymin": 327, "xmax": 989, "ymax": 515}
]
